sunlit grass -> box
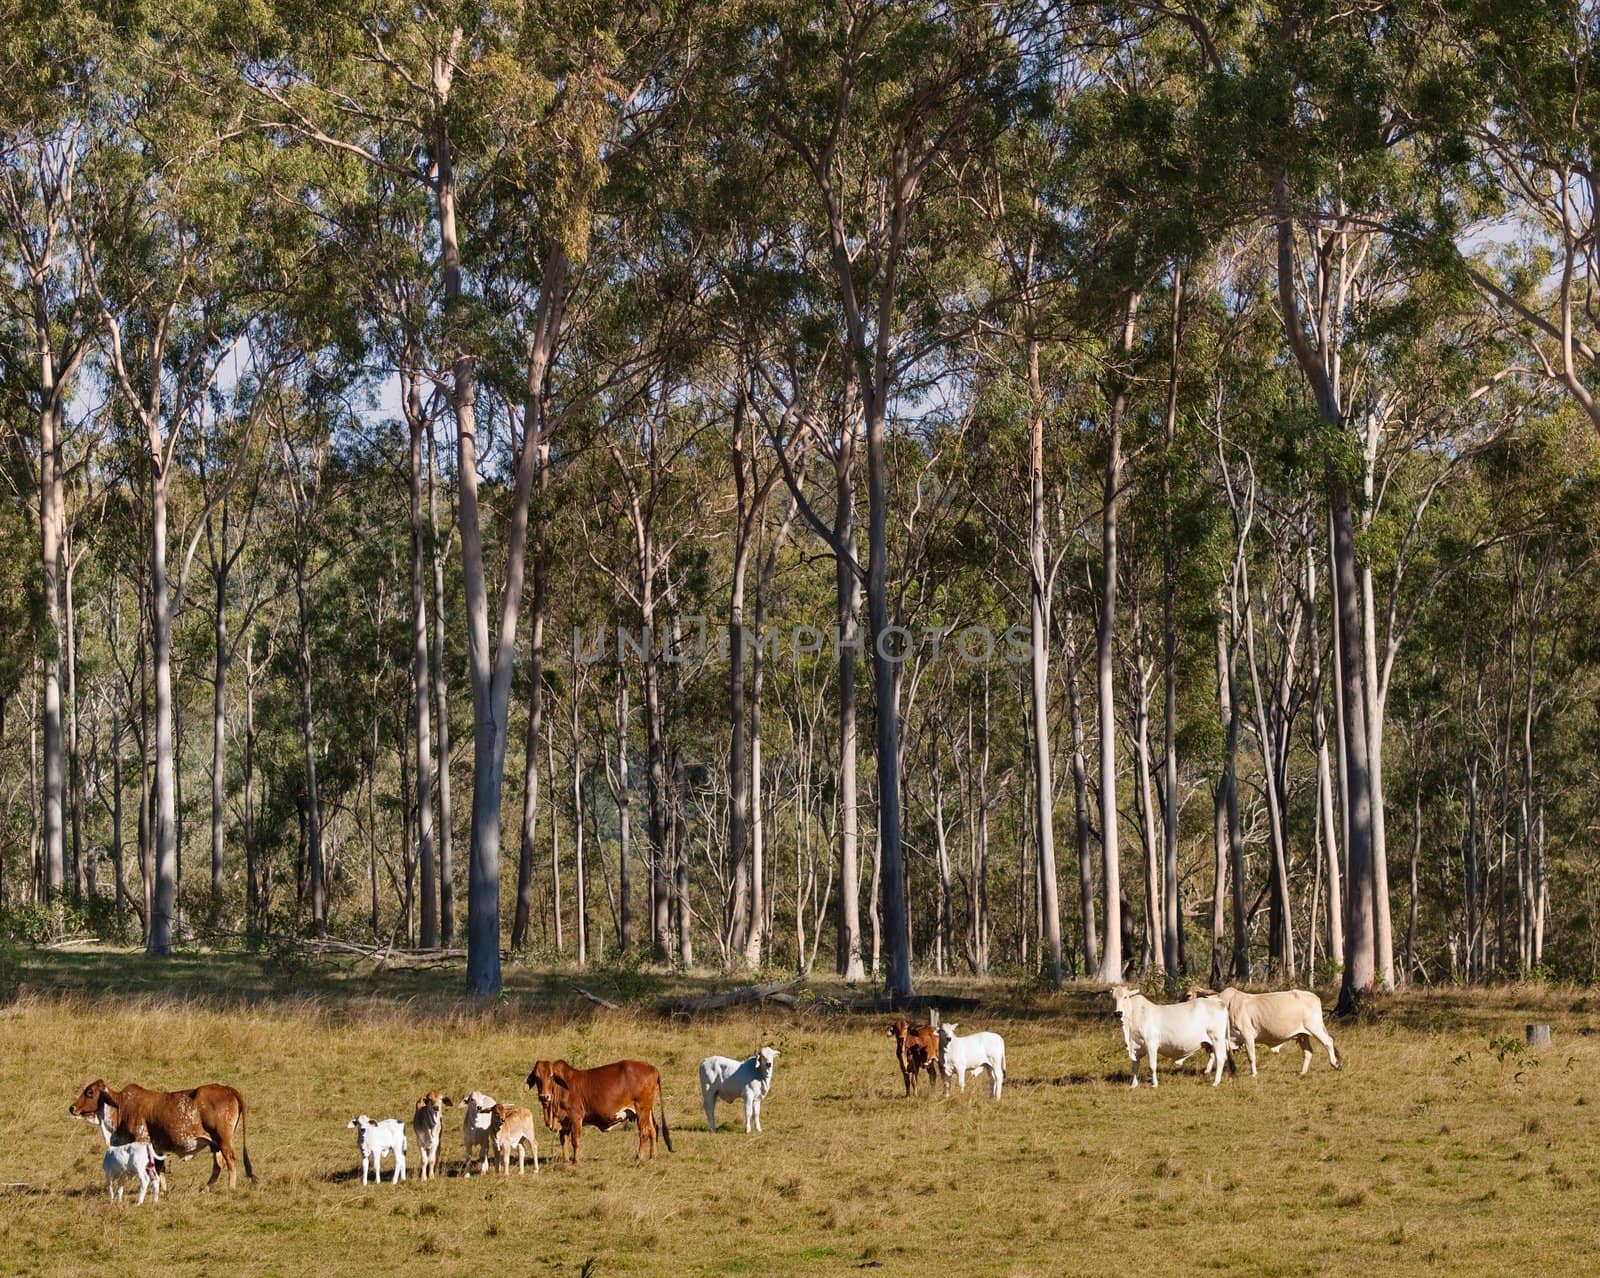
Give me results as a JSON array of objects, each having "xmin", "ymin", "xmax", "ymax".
[{"xmin": 1, "ymin": 951, "xmax": 1596, "ymax": 1276}]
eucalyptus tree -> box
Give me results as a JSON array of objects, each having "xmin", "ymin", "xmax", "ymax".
[
  {"xmin": 69, "ymin": 12, "xmax": 316, "ymax": 952},
  {"xmin": 246, "ymin": 0, "xmax": 702, "ymax": 990},
  {"xmin": 751, "ymin": 0, "xmax": 1032, "ymax": 997},
  {"xmin": 0, "ymin": 4, "xmax": 105, "ymax": 902}
]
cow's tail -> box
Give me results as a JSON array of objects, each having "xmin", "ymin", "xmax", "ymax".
[
  {"xmin": 239, "ymin": 1093, "xmax": 256, "ymax": 1182},
  {"xmin": 657, "ymin": 1073, "xmax": 673, "ymax": 1153}
]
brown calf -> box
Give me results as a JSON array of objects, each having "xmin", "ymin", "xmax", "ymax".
[
  {"xmin": 887, "ymin": 1019, "xmax": 940, "ymax": 1096},
  {"xmin": 70, "ymin": 1079, "xmax": 254, "ymax": 1188},
  {"xmin": 526, "ymin": 1058, "xmax": 672, "ymax": 1163}
]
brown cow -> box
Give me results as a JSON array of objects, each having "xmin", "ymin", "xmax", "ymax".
[
  {"xmin": 526, "ymin": 1059, "xmax": 671, "ymax": 1164},
  {"xmin": 887, "ymin": 1019, "xmax": 940, "ymax": 1096},
  {"xmin": 70, "ymin": 1079, "xmax": 254, "ymax": 1189}
]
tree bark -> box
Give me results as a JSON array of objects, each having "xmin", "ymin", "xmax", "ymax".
[
  {"xmin": 293, "ymin": 549, "xmax": 325, "ymax": 935},
  {"xmin": 1066, "ymin": 615, "xmax": 1098, "ymax": 974},
  {"xmin": 208, "ymin": 505, "xmax": 229, "ymax": 925},
  {"xmin": 1092, "ymin": 294, "xmax": 1139, "ymax": 984},
  {"xmin": 615, "ymin": 676, "xmax": 633, "ymax": 951},
  {"xmin": 407, "ymin": 374, "xmax": 439, "ymax": 949},
  {"xmin": 147, "ymin": 468, "xmax": 180, "ymax": 954},
  {"xmin": 429, "ymin": 416, "xmax": 455, "ymax": 946},
  {"xmin": 512, "ymin": 422, "xmax": 550, "ymax": 952},
  {"xmin": 1026, "ymin": 337, "xmax": 1064, "ymax": 985},
  {"xmin": 834, "ymin": 443, "xmax": 866, "ymax": 981},
  {"xmin": 40, "ymin": 395, "xmax": 66, "ymax": 899},
  {"xmin": 1160, "ymin": 271, "xmax": 1184, "ymax": 973}
]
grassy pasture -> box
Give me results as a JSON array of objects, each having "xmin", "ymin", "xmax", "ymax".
[{"xmin": 2, "ymin": 951, "xmax": 1598, "ymax": 1277}]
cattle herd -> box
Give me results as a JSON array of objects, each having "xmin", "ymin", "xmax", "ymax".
[{"xmin": 66, "ymin": 982, "xmax": 1339, "ymax": 1201}]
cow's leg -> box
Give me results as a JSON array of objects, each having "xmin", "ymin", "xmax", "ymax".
[
  {"xmin": 1129, "ymin": 1047, "xmax": 1140, "ymax": 1088},
  {"xmin": 1148, "ymin": 1050, "xmax": 1159, "ymax": 1089},
  {"xmin": 1313, "ymin": 1023, "xmax": 1340, "ymax": 1069},
  {"xmin": 1244, "ymin": 1033, "xmax": 1259, "ymax": 1077},
  {"xmin": 704, "ymin": 1087, "xmax": 718, "ymax": 1132},
  {"xmin": 991, "ymin": 1065, "xmax": 1003, "ymax": 1100},
  {"xmin": 1295, "ymin": 1033, "xmax": 1314, "ymax": 1075},
  {"xmin": 216, "ymin": 1124, "xmax": 241, "ymax": 1189},
  {"xmin": 136, "ymin": 1174, "xmax": 148, "ymax": 1206},
  {"xmin": 206, "ymin": 1146, "xmax": 225, "ymax": 1189}
]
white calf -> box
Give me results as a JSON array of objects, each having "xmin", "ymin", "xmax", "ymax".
[
  {"xmin": 103, "ymin": 1142, "xmax": 162, "ymax": 1205},
  {"xmin": 460, "ymin": 1091, "xmax": 497, "ymax": 1177},
  {"xmin": 698, "ymin": 1046, "xmax": 781, "ymax": 1133},
  {"xmin": 1110, "ymin": 985, "xmax": 1230, "ymax": 1088},
  {"xmin": 937, "ymin": 1024, "xmax": 1006, "ymax": 1099},
  {"xmin": 78, "ymin": 1100, "xmax": 167, "ymax": 1196},
  {"xmin": 347, "ymin": 1115, "xmax": 407, "ymax": 1184}
]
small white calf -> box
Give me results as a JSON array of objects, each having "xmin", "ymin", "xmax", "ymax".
[
  {"xmin": 77, "ymin": 1100, "xmax": 168, "ymax": 1196},
  {"xmin": 347, "ymin": 1115, "xmax": 407, "ymax": 1184},
  {"xmin": 937, "ymin": 1024, "xmax": 1005, "ymax": 1099},
  {"xmin": 698, "ymin": 1046, "xmax": 781, "ymax": 1133},
  {"xmin": 103, "ymin": 1141, "xmax": 162, "ymax": 1205},
  {"xmin": 1110, "ymin": 985, "xmax": 1230, "ymax": 1088},
  {"xmin": 412, "ymin": 1091, "xmax": 453, "ymax": 1180},
  {"xmin": 460, "ymin": 1091, "xmax": 497, "ymax": 1177}
]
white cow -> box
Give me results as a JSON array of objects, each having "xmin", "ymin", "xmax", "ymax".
[
  {"xmin": 102, "ymin": 1141, "xmax": 162, "ymax": 1205},
  {"xmin": 412, "ymin": 1091, "xmax": 453, "ymax": 1180},
  {"xmin": 460, "ymin": 1090, "xmax": 497, "ymax": 1177},
  {"xmin": 347, "ymin": 1115, "xmax": 408, "ymax": 1184},
  {"xmin": 1190, "ymin": 986, "xmax": 1341, "ymax": 1076},
  {"xmin": 937, "ymin": 1023, "xmax": 1005, "ymax": 1099},
  {"xmin": 699, "ymin": 1046, "xmax": 781, "ymax": 1133},
  {"xmin": 1109, "ymin": 985, "xmax": 1230, "ymax": 1088}
]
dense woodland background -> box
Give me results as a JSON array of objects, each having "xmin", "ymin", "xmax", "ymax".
[{"xmin": 5, "ymin": 0, "xmax": 1600, "ymax": 1003}]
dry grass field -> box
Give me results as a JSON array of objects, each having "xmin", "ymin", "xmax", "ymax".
[{"xmin": 2, "ymin": 949, "xmax": 1598, "ymax": 1277}]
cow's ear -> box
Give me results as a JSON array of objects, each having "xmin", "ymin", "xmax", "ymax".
[
  {"xmin": 443, "ymin": 1096, "xmax": 454, "ymax": 1107},
  {"xmin": 553, "ymin": 1075, "xmax": 569, "ymax": 1090}
]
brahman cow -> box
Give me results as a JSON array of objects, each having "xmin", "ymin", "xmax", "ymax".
[
  {"xmin": 526, "ymin": 1058, "xmax": 672, "ymax": 1163},
  {"xmin": 698, "ymin": 1046, "xmax": 780, "ymax": 1133},
  {"xmin": 887, "ymin": 1019, "xmax": 940, "ymax": 1097},
  {"xmin": 70, "ymin": 1079, "xmax": 254, "ymax": 1188},
  {"xmin": 937, "ymin": 1023, "xmax": 1006, "ymax": 1099},
  {"xmin": 1109, "ymin": 985, "xmax": 1230, "ymax": 1088},
  {"xmin": 1188, "ymin": 985, "xmax": 1341, "ymax": 1076}
]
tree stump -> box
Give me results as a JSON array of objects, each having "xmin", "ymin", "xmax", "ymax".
[{"xmin": 1526, "ymin": 1023, "xmax": 1552, "ymax": 1048}]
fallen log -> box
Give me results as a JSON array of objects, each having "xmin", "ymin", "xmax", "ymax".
[
  {"xmin": 575, "ymin": 985, "xmax": 621, "ymax": 1010},
  {"xmin": 660, "ymin": 978, "xmax": 804, "ymax": 1014},
  {"xmin": 818, "ymin": 994, "xmax": 984, "ymax": 1016}
]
